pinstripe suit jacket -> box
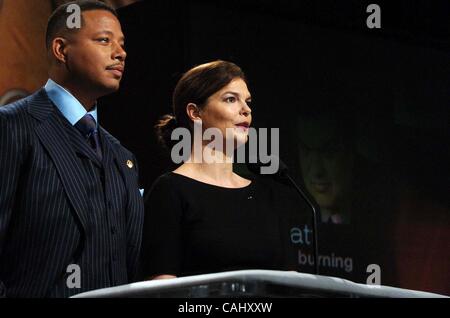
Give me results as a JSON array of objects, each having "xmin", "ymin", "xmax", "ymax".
[{"xmin": 0, "ymin": 89, "xmax": 144, "ymax": 298}]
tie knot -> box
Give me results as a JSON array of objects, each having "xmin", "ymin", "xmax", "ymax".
[{"xmin": 75, "ymin": 114, "xmax": 97, "ymax": 137}]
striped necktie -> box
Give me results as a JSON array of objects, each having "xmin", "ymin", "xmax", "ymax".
[{"xmin": 75, "ymin": 114, "xmax": 102, "ymax": 161}]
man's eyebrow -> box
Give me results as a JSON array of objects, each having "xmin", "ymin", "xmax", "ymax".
[
  {"xmin": 93, "ymin": 30, "xmax": 125, "ymax": 42},
  {"xmin": 93, "ymin": 30, "xmax": 113, "ymax": 36}
]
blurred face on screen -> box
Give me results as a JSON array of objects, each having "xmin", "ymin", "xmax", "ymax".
[
  {"xmin": 297, "ymin": 116, "xmax": 354, "ymax": 210},
  {"xmin": 62, "ymin": 10, "xmax": 127, "ymax": 95},
  {"xmin": 200, "ymin": 78, "xmax": 252, "ymax": 147}
]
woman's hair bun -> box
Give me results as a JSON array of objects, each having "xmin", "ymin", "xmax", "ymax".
[{"xmin": 155, "ymin": 114, "xmax": 178, "ymax": 149}]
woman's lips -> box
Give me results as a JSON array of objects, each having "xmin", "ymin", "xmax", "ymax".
[{"xmin": 235, "ymin": 124, "xmax": 249, "ymax": 132}]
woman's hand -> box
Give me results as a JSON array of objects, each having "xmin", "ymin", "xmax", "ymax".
[{"xmin": 150, "ymin": 274, "xmax": 177, "ymax": 280}]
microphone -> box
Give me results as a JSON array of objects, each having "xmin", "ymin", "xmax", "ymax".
[{"xmin": 247, "ymin": 157, "xmax": 320, "ymax": 275}]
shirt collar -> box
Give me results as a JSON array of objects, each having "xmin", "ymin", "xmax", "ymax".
[{"xmin": 44, "ymin": 79, "xmax": 98, "ymax": 127}]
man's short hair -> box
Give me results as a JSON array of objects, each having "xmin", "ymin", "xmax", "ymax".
[{"xmin": 46, "ymin": 0, "xmax": 118, "ymax": 49}]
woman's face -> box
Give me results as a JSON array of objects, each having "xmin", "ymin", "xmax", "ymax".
[{"xmin": 200, "ymin": 78, "xmax": 252, "ymax": 146}]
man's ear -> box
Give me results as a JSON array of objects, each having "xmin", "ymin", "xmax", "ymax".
[
  {"xmin": 186, "ymin": 103, "xmax": 202, "ymax": 122},
  {"xmin": 51, "ymin": 37, "xmax": 69, "ymax": 64}
]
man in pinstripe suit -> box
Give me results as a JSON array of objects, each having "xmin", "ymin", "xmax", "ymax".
[{"xmin": 0, "ymin": 1, "xmax": 144, "ymax": 297}]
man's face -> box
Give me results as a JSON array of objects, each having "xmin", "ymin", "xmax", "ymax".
[
  {"xmin": 64, "ymin": 10, "xmax": 126, "ymax": 95},
  {"xmin": 297, "ymin": 117, "xmax": 354, "ymax": 210}
]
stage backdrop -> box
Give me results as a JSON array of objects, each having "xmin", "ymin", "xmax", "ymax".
[
  {"xmin": 1, "ymin": 0, "xmax": 449, "ymax": 295},
  {"xmin": 101, "ymin": 0, "xmax": 449, "ymax": 294}
]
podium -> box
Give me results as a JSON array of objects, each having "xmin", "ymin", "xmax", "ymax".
[{"xmin": 72, "ymin": 270, "xmax": 447, "ymax": 298}]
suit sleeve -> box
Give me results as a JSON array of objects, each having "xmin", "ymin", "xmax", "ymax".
[
  {"xmin": 0, "ymin": 113, "xmax": 24, "ymax": 297},
  {"xmin": 126, "ymin": 151, "xmax": 145, "ymax": 282}
]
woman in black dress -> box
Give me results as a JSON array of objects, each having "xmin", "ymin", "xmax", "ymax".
[{"xmin": 142, "ymin": 61, "xmax": 301, "ymax": 280}]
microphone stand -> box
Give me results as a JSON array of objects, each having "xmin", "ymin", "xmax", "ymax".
[
  {"xmin": 283, "ymin": 173, "xmax": 320, "ymax": 275},
  {"xmin": 246, "ymin": 157, "xmax": 320, "ymax": 275}
]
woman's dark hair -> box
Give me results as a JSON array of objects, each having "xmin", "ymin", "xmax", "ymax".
[{"xmin": 155, "ymin": 60, "xmax": 246, "ymax": 148}]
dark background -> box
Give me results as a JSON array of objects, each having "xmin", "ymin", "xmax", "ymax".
[{"xmin": 99, "ymin": 0, "xmax": 450, "ymax": 294}]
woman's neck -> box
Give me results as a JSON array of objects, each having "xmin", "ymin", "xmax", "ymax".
[
  {"xmin": 180, "ymin": 157, "xmax": 233, "ymax": 180},
  {"xmin": 175, "ymin": 147, "xmax": 250, "ymax": 188}
]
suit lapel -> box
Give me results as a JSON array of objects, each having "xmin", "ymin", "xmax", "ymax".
[
  {"xmin": 100, "ymin": 128, "xmax": 141, "ymax": 214},
  {"xmin": 65, "ymin": 122, "xmax": 103, "ymax": 167},
  {"xmin": 99, "ymin": 129, "xmax": 114, "ymax": 167},
  {"xmin": 100, "ymin": 128, "xmax": 143, "ymax": 266},
  {"xmin": 100, "ymin": 128, "xmax": 132, "ymax": 192},
  {"xmin": 29, "ymin": 89, "xmax": 91, "ymax": 234}
]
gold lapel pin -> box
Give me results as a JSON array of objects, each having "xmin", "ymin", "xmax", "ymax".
[{"xmin": 126, "ymin": 160, "xmax": 134, "ymax": 169}]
